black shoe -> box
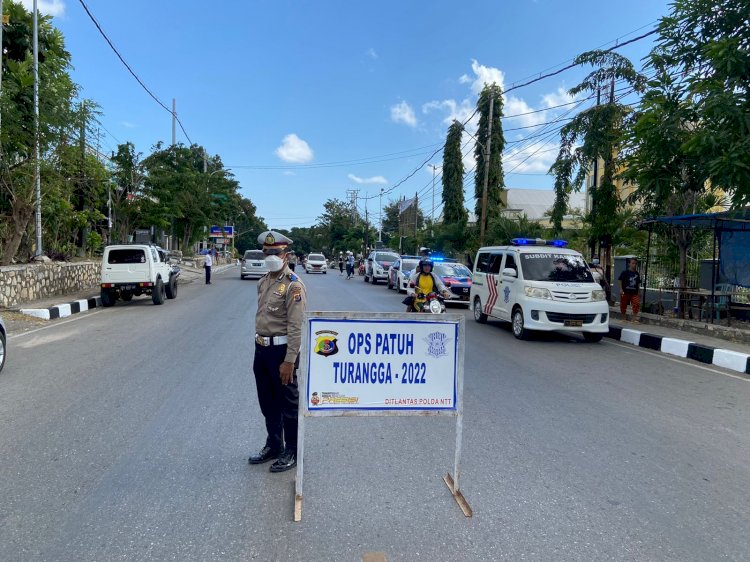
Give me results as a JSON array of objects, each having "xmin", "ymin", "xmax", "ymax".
[
  {"xmin": 269, "ymin": 449, "xmax": 297, "ymax": 472},
  {"xmin": 248, "ymin": 445, "xmax": 281, "ymax": 464}
]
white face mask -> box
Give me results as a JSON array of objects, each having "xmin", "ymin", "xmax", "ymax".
[{"xmin": 265, "ymin": 255, "xmax": 284, "ymax": 272}]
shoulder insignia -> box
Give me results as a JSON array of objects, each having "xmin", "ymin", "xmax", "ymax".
[{"xmin": 288, "ymin": 273, "xmax": 298, "ymax": 282}]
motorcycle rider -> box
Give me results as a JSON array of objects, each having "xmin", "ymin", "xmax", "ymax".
[{"xmin": 403, "ymin": 257, "xmax": 452, "ymax": 312}]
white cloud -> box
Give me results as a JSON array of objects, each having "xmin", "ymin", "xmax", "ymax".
[
  {"xmin": 348, "ymin": 173, "xmax": 388, "ymax": 185},
  {"xmin": 282, "ymin": 171, "xmax": 296, "ymax": 176},
  {"xmin": 121, "ymin": 121, "xmax": 136, "ymax": 128},
  {"xmin": 366, "ymin": 48, "xmax": 378, "ymax": 60},
  {"xmin": 21, "ymin": 0, "xmax": 65, "ymax": 16},
  {"xmin": 422, "ymin": 99, "xmax": 475, "ymax": 127},
  {"xmin": 275, "ymin": 134, "xmax": 314, "ymax": 164},
  {"xmin": 390, "ymin": 101, "xmax": 417, "ymax": 127},
  {"xmin": 504, "ymin": 96, "xmax": 548, "ymax": 128},
  {"xmin": 464, "ymin": 59, "xmax": 505, "ymax": 95},
  {"xmin": 542, "ymin": 87, "xmax": 576, "ymax": 109},
  {"xmin": 503, "ymin": 140, "xmax": 559, "ymax": 174}
]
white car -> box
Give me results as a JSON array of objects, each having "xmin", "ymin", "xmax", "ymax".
[
  {"xmin": 388, "ymin": 257, "xmax": 420, "ymax": 292},
  {"xmin": 471, "ymin": 238, "xmax": 609, "ymax": 341},
  {"xmin": 241, "ymin": 249, "xmax": 268, "ymax": 279},
  {"xmin": 364, "ymin": 251, "xmax": 399, "ymax": 284},
  {"xmin": 305, "ymin": 253, "xmax": 328, "ymax": 274}
]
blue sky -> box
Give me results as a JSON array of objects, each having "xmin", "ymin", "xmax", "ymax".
[{"xmin": 37, "ymin": 0, "xmax": 670, "ymax": 230}]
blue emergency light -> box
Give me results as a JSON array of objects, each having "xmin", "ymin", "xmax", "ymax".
[{"xmin": 511, "ymin": 238, "xmax": 568, "ymax": 247}]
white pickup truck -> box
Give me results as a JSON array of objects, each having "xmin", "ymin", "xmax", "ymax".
[{"xmin": 100, "ymin": 244, "xmax": 180, "ymax": 306}]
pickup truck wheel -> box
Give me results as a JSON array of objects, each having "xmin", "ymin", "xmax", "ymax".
[
  {"xmin": 120, "ymin": 291, "xmax": 133, "ymax": 302},
  {"xmin": 152, "ymin": 279, "xmax": 166, "ymax": 305},
  {"xmin": 0, "ymin": 329, "xmax": 6, "ymax": 373},
  {"xmin": 101, "ymin": 289, "xmax": 116, "ymax": 307},
  {"xmin": 165, "ymin": 277, "xmax": 178, "ymax": 299}
]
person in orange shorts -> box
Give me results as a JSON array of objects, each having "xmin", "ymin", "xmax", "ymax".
[{"xmin": 618, "ymin": 258, "xmax": 642, "ymax": 322}]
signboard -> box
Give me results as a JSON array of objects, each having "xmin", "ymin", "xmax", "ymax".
[
  {"xmin": 306, "ymin": 317, "xmax": 458, "ymax": 412},
  {"xmin": 295, "ymin": 311, "xmax": 470, "ymax": 522},
  {"xmin": 209, "ymin": 225, "xmax": 234, "ymax": 238}
]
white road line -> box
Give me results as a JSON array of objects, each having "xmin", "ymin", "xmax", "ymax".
[
  {"xmin": 9, "ymin": 309, "xmax": 106, "ymax": 340},
  {"xmin": 604, "ymin": 339, "xmax": 749, "ymax": 382}
]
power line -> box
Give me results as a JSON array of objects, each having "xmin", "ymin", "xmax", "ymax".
[{"xmin": 76, "ymin": 0, "xmax": 194, "ymax": 145}]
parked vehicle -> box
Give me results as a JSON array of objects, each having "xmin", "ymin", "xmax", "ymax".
[
  {"xmin": 100, "ymin": 244, "xmax": 180, "ymax": 306},
  {"xmin": 0, "ymin": 313, "xmax": 6, "ymax": 373},
  {"xmin": 471, "ymin": 238, "xmax": 609, "ymax": 341},
  {"xmin": 241, "ymin": 249, "xmax": 268, "ymax": 279},
  {"xmin": 364, "ymin": 250, "xmax": 399, "ymax": 284},
  {"xmin": 387, "ymin": 256, "xmax": 420, "ymax": 292},
  {"xmin": 305, "ymin": 253, "xmax": 328, "ymax": 274}
]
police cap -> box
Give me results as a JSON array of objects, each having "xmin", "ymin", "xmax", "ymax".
[{"xmin": 258, "ymin": 230, "xmax": 293, "ymax": 253}]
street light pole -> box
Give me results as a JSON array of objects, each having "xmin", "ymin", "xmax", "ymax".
[{"xmin": 33, "ymin": 0, "xmax": 42, "ymax": 256}]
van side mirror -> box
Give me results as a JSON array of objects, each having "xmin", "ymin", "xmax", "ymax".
[{"xmin": 502, "ymin": 267, "xmax": 517, "ymax": 278}]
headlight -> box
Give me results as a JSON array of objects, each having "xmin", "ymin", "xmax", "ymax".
[
  {"xmin": 591, "ymin": 289, "xmax": 606, "ymax": 301},
  {"xmin": 428, "ymin": 299, "xmax": 443, "ymax": 313},
  {"xmin": 524, "ymin": 286, "xmax": 552, "ymax": 300}
]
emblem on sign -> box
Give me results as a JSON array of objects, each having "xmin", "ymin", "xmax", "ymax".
[
  {"xmin": 314, "ymin": 331, "xmax": 339, "ymax": 357},
  {"xmin": 424, "ymin": 331, "xmax": 449, "ymax": 358}
]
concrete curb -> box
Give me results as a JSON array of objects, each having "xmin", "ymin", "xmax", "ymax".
[
  {"xmin": 19, "ymin": 296, "xmax": 102, "ymax": 321},
  {"xmin": 605, "ymin": 326, "xmax": 750, "ymax": 375}
]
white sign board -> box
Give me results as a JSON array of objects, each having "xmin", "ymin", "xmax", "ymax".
[{"xmin": 305, "ymin": 317, "xmax": 458, "ymax": 413}]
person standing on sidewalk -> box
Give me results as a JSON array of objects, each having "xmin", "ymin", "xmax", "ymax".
[
  {"xmin": 204, "ymin": 249, "xmax": 213, "ymax": 285},
  {"xmin": 248, "ymin": 230, "xmax": 306, "ymax": 473},
  {"xmin": 338, "ymin": 252, "xmax": 344, "ymax": 275},
  {"xmin": 346, "ymin": 251, "xmax": 355, "ymax": 279},
  {"xmin": 619, "ymin": 258, "xmax": 641, "ymax": 322}
]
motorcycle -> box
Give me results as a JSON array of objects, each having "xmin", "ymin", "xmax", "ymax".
[
  {"xmin": 408, "ymin": 291, "xmax": 446, "ymax": 314},
  {"xmin": 358, "ymin": 261, "xmax": 365, "ymax": 276}
]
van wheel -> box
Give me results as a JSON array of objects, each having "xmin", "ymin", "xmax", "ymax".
[
  {"xmin": 101, "ymin": 289, "xmax": 116, "ymax": 307},
  {"xmin": 166, "ymin": 277, "xmax": 178, "ymax": 299},
  {"xmin": 512, "ymin": 308, "xmax": 529, "ymax": 340},
  {"xmin": 152, "ymin": 279, "xmax": 166, "ymax": 305},
  {"xmin": 120, "ymin": 291, "xmax": 133, "ymax": 302},
  {"xmin": 583, "ymin": 332, "xmax": 603, "ymax": 343},
  {"xmin": 473, "ymin": 298, "xmax": 488, "ymax": 323}
]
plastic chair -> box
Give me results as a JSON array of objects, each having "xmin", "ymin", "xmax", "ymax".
[{"xmin": 701, "ymin": 283, "xmax": 732, "ymax": 323}]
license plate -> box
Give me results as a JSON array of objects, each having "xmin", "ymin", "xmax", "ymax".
[
  {"xmin": 564, "ymin": 320, "xmax": 583, "ymax": 327},
  {"xmin": 252, "ymin": 263, "xmax": 262, "ymax": 267}
]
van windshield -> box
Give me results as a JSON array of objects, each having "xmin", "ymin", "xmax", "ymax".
[{"xmin": 520, "ymin": 253, "xmax": 594, "ymax": 283}]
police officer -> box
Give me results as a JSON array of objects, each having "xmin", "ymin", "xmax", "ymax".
[{"xmin": 248, "ymin": 231, "xmax": 307, "ymax": 472}]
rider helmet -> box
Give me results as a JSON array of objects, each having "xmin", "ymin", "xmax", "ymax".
[{"xmin": 418, "ymin": 257, "xmax": 434, "ymax": 273}]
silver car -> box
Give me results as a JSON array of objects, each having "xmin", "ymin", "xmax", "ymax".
[
  {"xmin": 241, "ymin": 250, "xmax": 268, "ymax": 279},
  {"xmin": 0, "ymin": 314, "xmax": 6, "ymax": 373}
]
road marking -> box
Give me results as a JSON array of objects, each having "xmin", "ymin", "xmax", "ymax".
[
  {"xmin": 604, "ymin": 340, "xmax": 749, "ymax": 382},
  {"xmin": 9, "ymin": 309, "xmax": 105, "ymax": 340}
]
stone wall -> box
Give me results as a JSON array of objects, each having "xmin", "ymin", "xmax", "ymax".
[{"xmin": 0, "ymin": 261, "xmax": 100, "ymax": 308}]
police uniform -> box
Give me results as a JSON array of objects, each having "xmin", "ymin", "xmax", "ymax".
[{"xmin": 249, "ymin": 231, "xmax": 307, "ymax": 472}]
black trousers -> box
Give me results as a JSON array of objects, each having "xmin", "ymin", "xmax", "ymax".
[
  {"xmin": 204, "ymin": 265, "xmax": 211, "ymax": 284},
  {"xmin": 252, "ymin": 343, "xmax": 299, "ymax": 452}
]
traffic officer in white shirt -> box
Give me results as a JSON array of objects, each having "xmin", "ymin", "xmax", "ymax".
[
  {"xmin": 248, "ymin": 231, "xmax": 307, "ymax": 472},
  {"xmin": 204, "ymin": 248, "xmax": 213, "ymax": 284}
]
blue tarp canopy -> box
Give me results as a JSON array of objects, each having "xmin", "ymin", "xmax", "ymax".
[{"xmin": 640, "ymin": 208, "xmax": 750, "ymax": 231}]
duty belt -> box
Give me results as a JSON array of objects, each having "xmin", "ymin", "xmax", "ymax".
[{"xmin": 255, "ymin": 334, "xmax": 288, "ymax": 346}]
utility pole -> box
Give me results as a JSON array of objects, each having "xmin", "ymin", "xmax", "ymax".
[
  {"xmin": 428, "ymin": 164, "xmax": 438, "ymax": 238},
  {"xmin": 171, "ymin": 98, "xmax": 176, "ymax": 146},
  {"xmin": 77, "ymin": 101, "xmax": 87, "ymax": 256},
  {"xmin": 378, "ymin": 187, "xmax": 383, "ymax": 243},
  {"xmin": 414, "ymin": 192, "xmax": 418, "ymax": 254},
  {"xmin": 33, "ymin": 0, "xmax": 42, "ymax": 256},
  {"xmin": 364, "ymin": 199, "xmax": 369, "ymax": 256},
  {"xmin": 0, "ymin": 12, "xmax": 6, "ymax": 144},
  {"xmin": 589, "ymin": 87, "xmax": 601, "ymax": 260},
  {"xmin": 479, "ymin": 96, "xmax": 494, "ymax": 247}
]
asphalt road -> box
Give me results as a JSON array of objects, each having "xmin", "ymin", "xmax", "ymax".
[{"xmin": 2, "ymin": 266, "xmax": 749, "ymax": 561}]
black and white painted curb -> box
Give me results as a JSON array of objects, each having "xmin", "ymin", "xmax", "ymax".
[
  {"xmin": 606, "ymin": 326, "xmax": 750, "ymax": 375},
  {"xmin": 19, "ymin": 296, "xmax": 102, "ymax": 321}
]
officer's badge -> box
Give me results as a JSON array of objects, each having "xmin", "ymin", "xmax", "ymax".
[
  {"xmin": 314, "ymin": 334, "xmax": 339, "ymax": 357},
  {"xmin": 265, "ymin": 233, "xmax": 276, "ymax": 245},
  {"xmin": 274, "ymin": 283, "xmax": 287, "ymax": 297}
]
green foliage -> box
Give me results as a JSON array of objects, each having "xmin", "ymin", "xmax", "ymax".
[
  {"xmin": 442, "ymin": 120, "xmax": 467, "ymax": 237},
  {"xmin": 473, "ymin": 84, "xmax": 506, "ymax": 224},
  {"xmin": 652, "ymin": 0, "xmax": 750, "ymax": 207}
]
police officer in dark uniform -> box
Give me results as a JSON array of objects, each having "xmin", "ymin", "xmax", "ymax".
[{"xmin": 248, "ymin": 231, "xmax": 307, "ymax": 472}]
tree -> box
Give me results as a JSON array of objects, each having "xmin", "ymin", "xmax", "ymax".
[
  {"xmin": 548, "ymin": 50, "xmax": 645, "ymax": 280},
  {"xmin": 441, "ymin": 120, "xmax": 468, "ymax": 245},
  {"xmin": 0, "ymin": 1, "xmax": 78, "ymax": 264},
  {"xmin": 652, "ymin": 0, "xmax": 750, "ymax": 207},
  {"xmin": 110, "ymin": 142, "xmax": 146, "ymax": 243},
  {"xmin": 473, "ymin": 83, "xmax": 506, "ymax": 227}
]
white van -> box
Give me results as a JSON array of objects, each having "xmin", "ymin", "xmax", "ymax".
[{"xmin": 471, "ymin": 239, "xmax": 609, "ymax": 341}]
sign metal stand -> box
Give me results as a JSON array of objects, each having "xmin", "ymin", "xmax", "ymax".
[{"xmin": 293, "ymin": 311, "xmax": 471, "ymax": 521}]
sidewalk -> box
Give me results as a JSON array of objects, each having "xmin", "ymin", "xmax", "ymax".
[{"xmin": 607, "ymin": 315, "xmax": 750, "ymax": 375}]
